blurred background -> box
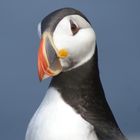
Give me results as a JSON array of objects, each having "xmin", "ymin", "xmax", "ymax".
[{"xmin": 0, "ymin": 0, "xmax": 140, "ymax": 140}]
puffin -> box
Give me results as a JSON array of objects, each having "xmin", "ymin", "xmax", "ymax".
[{"xmin": 25, "ymin": 8, "xmax": 127, "ymax": 140}]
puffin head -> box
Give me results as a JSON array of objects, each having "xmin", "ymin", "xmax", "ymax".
[{"xmin": 38, "ymin": 8, "xmax": 96, "ymax": 81}]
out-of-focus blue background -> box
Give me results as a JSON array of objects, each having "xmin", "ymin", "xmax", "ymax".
[{"xmin": 0, "ymin": 0, "xmax": 139, "ymax": 140}]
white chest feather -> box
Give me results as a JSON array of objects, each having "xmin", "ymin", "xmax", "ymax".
[{"xmin": 25, "ymin": 88, "xmax": 98, "ymax": 140}]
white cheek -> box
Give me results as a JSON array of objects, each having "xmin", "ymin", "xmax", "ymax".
[
  {"xmin": 53, "ymin": 28, "xmax": 96, "ymax": 54},
  {"xmin": 53, "ymin": 28, "xmax": 96, "ymax": 70},
  {"xmin": 54, "ymin": 17, "xmax": 72, "ymax": 36},
  {"xmin": 70, "ymin": 28, "xmax": 96, "ymax": 59},
  {"xmin": 53, "ymin": 14, "xmax": 96, "ymax": 70}
]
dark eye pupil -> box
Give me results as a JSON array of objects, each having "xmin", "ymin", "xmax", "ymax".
[
  {"xmin": 71, "ymin": 23, "xmax": 77, "ymax": 31},
  {"xmin": 70, "ymin": 20, "xmax": 79, "ymax": 35}
]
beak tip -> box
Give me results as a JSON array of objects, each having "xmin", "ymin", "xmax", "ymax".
[
  {"xmin": 39, "ymin": 77, "xmax": 42, "ymax": 82},
  {"xmin": 38, "ymin": 72, "xmax": 43, "ymax": 82}
]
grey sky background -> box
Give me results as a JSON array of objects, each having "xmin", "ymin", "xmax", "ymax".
[{"xmin": 0, "ymin": 0, "xmax": 140, "ymax": 140}]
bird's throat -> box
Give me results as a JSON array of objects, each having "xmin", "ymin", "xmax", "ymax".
[
  {"xmin": 50, "ymin": 47, "xmax": 111, "ymax": 122},
  {"xmin": 50, "ymin": 47, "xmax": 126, "ymax": 140},
  {"xmin": 50, "ymin": 46, "xmax": 109, "ymax": 119}
]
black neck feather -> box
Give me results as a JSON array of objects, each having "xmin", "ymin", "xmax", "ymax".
[{"xmin": 50, "ymin": 46, "xmax": 126, "ymax": 140}]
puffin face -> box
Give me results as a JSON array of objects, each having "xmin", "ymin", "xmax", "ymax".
[{"xmin": 38, "ymin": 8, "xmax": 96, "ymax": 81}]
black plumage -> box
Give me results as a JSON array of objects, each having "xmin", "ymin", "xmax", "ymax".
[
  {"xmin": 41, "ymin": 8, "xmax": 90, "ymax": 35},
  {"xmin": 50, "ymin": 46, "xmax": 127, "ymax": 140}
]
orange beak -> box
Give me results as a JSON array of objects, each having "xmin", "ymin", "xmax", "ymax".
[{"xmin": 38, "ymin": 32, "xmax": 68, "ymax": 81}]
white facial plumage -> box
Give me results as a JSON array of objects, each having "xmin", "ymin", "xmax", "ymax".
[{"xmin": 53, "ymin": 15, "xmax": 96, "ymax": 71}]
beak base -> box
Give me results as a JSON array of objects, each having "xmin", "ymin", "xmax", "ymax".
[{"xmin": 37, "ymin": 32, "xmax": 63, "ymax": 81}]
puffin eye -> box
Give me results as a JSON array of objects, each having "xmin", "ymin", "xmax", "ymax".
[{"xmin": 70, "ymin": 20, "xmax": 79, "ymax": 35}]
